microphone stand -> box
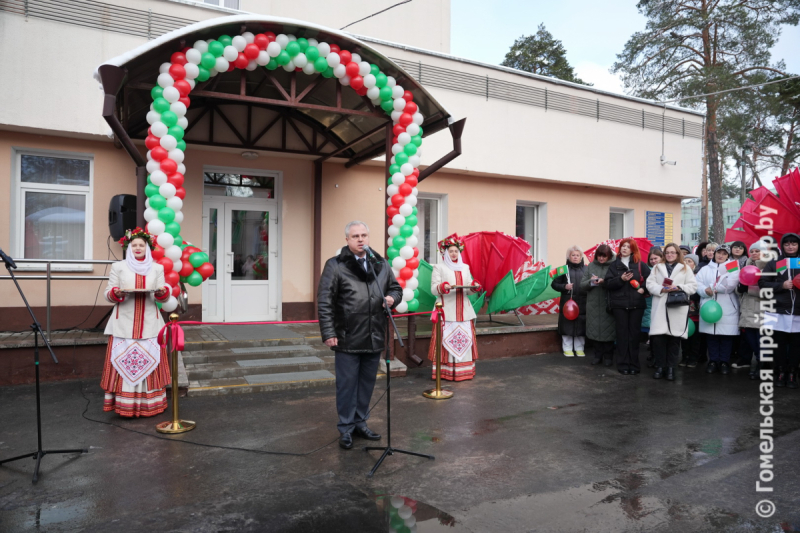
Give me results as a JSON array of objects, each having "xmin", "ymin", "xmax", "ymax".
[
  {"xmin": 363, "ymin": 247, "xmax": 434, "ymax": 477},
  {"xmin": 0, "ymin": 250, "xmax": 87, "ymax": 483}
]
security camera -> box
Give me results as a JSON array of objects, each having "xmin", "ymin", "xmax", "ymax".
[{"xmin": 660, "ymin": 155, "xmax": 677, "ymax": 166}]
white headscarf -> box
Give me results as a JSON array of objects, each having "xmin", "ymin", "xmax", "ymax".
[
  {"xmin": 443, "ymin": 249, "xmax": 466, "ymax": 272},
  {"xmin": 125, "ymin": 239, "xmax": 154, "ymax": 277}
]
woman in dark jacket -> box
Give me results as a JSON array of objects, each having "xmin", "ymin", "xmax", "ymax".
[
  {"xmin": 580, "ymin": 245, "xmax": 616, "ymax": 366},
  {"xmin": 552, "ymin": 245, "xmax": 587, "ymax": 357},
  {"xmin": 604, "ymin": 238, "xmax": 651, "ymax": 375},
  {"xmin": 696, "ymin": 242, "xmax": 710, "ymax": 269}
]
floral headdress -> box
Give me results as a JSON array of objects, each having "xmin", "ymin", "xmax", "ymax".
[
  {"xmin": 437, "ymin": 233, "xmax": 465, "ymax": 253},
  {"xmin": 119, "ymin": 227, "xmax": 155, "ymax": 250}
]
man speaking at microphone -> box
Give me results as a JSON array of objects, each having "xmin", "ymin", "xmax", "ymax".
[{"xmin": 317, "ymin": 221, "xmax": 403, "ymax": 450}]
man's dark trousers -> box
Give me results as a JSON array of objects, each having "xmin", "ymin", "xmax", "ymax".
[{"xmin": 335, "ymin": 351, "xmax": 382, "ymax": 435}]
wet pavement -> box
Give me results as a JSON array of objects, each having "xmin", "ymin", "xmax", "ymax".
[{"xmin": 1, "ymin": 351, "xmax": 799, "ymax": 532}]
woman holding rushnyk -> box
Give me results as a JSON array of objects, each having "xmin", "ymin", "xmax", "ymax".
[
  {"xmin": 100, "ymin": 228, "xmax": 172, "ymax": 417},
  {"xmin": 429, "ymin": 234, "xmax": 482, "ymax": 381}
]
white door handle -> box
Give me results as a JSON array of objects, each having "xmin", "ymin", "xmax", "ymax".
[{"xmin": 226, "ymin": 252, "xmax": 234, "ymax": 273}]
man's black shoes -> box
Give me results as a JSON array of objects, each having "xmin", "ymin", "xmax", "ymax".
[
  {"xmin": 339, "ymin": 433, "xmax": 353, "ymax": 449},
  {"xmin": 354, "ymin": 426, "xmax": 382, "ymax": 441}
]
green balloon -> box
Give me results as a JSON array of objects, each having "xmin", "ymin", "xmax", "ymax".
[
  {"xmin": 189, "ymin": 252, "xmax": 207, "ymax": 268},
  {"xmin": 266, "ymin": 58, "xmax": 278, "ymax": 70},
  {"xmin": 145, "ymin": 183, "xmax": 159, "ymax": 197},
  {"xmin": 174, "ymin": 235, "xmax": 184, "ymax": 247},
  {"xmin": 186, "ymin": 271, "xmax": 204, "ymax": 287},
  {"xmin": 379, "ymin": 86, "xmax": 393, "ymax": 101},
  {"xmin": 375, "ymin": 73, "xmax": 388, "ymax": 88},
  {"xmin": 179, "ymin": 243, "xmax": 188, "ymax": 251},
  {"xmin": 177, "ymin": 140, "xmax": 186, "ymax": 151},
  {"xmin": 394, "ymin": 153, "xmax": 409, "ymax": 165},
  {"xmin": 700, "ymin": 300, "xmax": 723, "ymax": 324},
  {"xmin": 160, "ymin": 110, "xmax": 178, "ymax": 127},
  {"xmin": 277, "ymin": 50, "xmax": 291, "ymax": 66},
  {"xmin": 180, "ymin": 275, "xmax": 188, "ymax": 283},
  {"xmin": 158, "ymin": 207, "xmax": 175, "ymax": 223},
  {"xmin": 296, "ymin": 37, "xmax": 308, "ymax": 51},
  {"xmin": 387, "ymin": 247, "xmax": 400, "ymax": 260},
  {"xmin": 218, "ymin": 35, "xmax": 232, "ymax": 46},
  {"xmin": 322, "ymin": 66, "xmax": 334, "ymax": 78},
  {"xmin": 153, "ymin": 97, "xmax": 170, "ymax": 113},
  {"xmin": 168, "ymin": 125, "xmax": 185, "ymax": 141},
  {"xmin": 417, "ymin": 126, "xmax": 424, "ymax": 136},
  {"xmin": 149, "ymin": 194, "xmax": 167, "ymax": 210},
  {"xmin": 305, "ymin": 46, "xmax": 319, "ymax": 62},
  {"xmin": 400, "ymin": 224, "xmax": 413, "ymax": 238},
  {"xmin": 208, "ymin": 40, "xmax": 224, "ymax": 57},
  {"xmin": 313, "ymin": 56, "xmax": 328, "ymax": 72},
  {"xmin": 151, "ymin": 86, "xmax": 164, "ymax": 101},
  {"xmin": 380, "ymin": 100, "xmax": 394, "ymax": 113},
  {"xmin": 688, "ymin": 319, "xmax": 696, "ymax": 337},
  {"xmin": 411, "ymin": 135, "xmax": 422, "ymax": 147},
  {"xmin": 201, "ymin": 52, "xmax": 217, "ymax": 70},
  {"xmin": 370, "ymin": 64, "xmax": 380, "ymax": 76},
  {"xmin": 403, "ymin": 143, "xmax": 417, "ymax": 156},
  {"xmin": 285, "ymin": 41, "xmax": 301, "ymax": 57},
  {"xmin": 393, "ymin": 235, "xmax": 407, "ymax": 249},
  {"xmin": 389, "ymin": 164, "xmax": 401, "ymax": 175},
  {"xmin": 407, "ymin": 299, "xmax": 419, "ymax": 312},
  {"xmin": 165, "ymin": 221, "xmax": 181, "ymax": 236},
  {"xmin": 413, "ymin": 289, "xmax": 419, "ymax": 299},
  {"xmin": 196, "ymin": 67, "xmax": 210, "ymax": 82},
  {"xmin": 405, "ymin": 215, "xmax": 418, "ymax": 226},
  {"xmin": 412, "ymin": 206, "xmax": 418, "ymax": 216}
]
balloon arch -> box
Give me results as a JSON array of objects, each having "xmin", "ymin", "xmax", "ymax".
[{"xmin": 142, "ymin": 30, "xmax": 425, "ymax": 313}]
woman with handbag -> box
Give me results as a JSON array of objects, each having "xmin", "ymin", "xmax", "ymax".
[{"xmin": 646, "ymin": 243, "xmax": 698, "ymax": 381}]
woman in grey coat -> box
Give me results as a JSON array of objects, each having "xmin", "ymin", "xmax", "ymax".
[{"xmin": 580, "ymin": 244, "xmax": 616, "ymax": 366}]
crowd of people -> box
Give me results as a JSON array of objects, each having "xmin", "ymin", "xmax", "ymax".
[{"xmin": 552, "ymin": 235, "xmax": 800, "ymax": 389}]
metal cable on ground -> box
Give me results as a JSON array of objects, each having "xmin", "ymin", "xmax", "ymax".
[{"xmin": 79, "ymin": 381, "xmax": 389, "ymax": 457}]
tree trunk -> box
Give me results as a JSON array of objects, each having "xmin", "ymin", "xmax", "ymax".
[
  {"xmin": 706, "ymin": 95, "xmax": 725, "ymax": 244},
  {"xmin": 781, "ymin": 110, "xmax": 798, "ymax": 177}
]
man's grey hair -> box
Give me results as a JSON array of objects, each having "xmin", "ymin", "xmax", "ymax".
[{"xmin": 345, "ymin": 220, "xmax": 370, "ymax": 237}]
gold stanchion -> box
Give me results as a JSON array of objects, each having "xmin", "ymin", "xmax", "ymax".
[
  {"xmin": 423, "ymin": 303, "xmax": 453, "ymax": 400},
  {"xmin": 156, "ymin": 313, "xmax": 196, "ymax": 434}
]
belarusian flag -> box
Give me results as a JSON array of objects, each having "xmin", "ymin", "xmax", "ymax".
[
  {"xmin": 549, "ymin": 265, "xmax": 568, "ymax": 278},
  {"xmin": 776, "ymin": 258, "xmax": 788, "ymax": 274},
  {"xmin": 725, "ymin": 260, "xmax": 739, "ymax": 273}
]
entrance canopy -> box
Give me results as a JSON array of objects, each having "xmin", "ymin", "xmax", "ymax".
[{"xmin": 96, "ymin": 15, "xmax": 452, "ymax": 166}]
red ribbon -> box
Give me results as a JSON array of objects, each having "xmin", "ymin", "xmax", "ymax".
[
  {"xmin": 158, "ymin": 322, "xmax": 185, "ymax": 351},
  {"xmin": 430, "ymin": 306, "xmax": 445, "ymax": 324}
]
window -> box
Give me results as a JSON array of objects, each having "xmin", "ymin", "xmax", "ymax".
[
  {"xmin": 15, "ymin": 151, "xmax": 93, "ymax": 266},
  {"xmin": 691, "ymin": 232, "xmax": 700, "ymax": 241},
  {"xmin": 727, "ymin": 214, "xmax": 738, "ymax": 224},
  {"xmin": 516, "ymin": 204, "xmax": 539, "ymax": 258},
  {"xmin": 417, "ymin": 194, "xmax": 447, "ymax": 265},
  {"xmin": 204, "ymin": 0, "xmax": 240, "ymax": 9},
  {"xmin": 204, "ymin": 172, "xmax": 274, "ymax": 198},
  {"xmin": 610, "ymin": 212, "xmax": 625, "ymax": 240}
]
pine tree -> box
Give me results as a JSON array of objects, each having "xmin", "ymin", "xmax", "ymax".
[{"xmin": 501, "ymin": 24, "xmax": 591, "ymax": 85}]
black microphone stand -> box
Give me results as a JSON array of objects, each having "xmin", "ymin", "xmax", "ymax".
[
  {"xmin": 363, "ymin": 247, "xmax": 434, "ymax": 477},
  {"xmin": 0, "ymin": 250, "xmax": 87, "ymax": 483}
]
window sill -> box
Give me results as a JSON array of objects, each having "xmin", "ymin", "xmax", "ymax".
[{"xmin": 15, "ymin": 263, "xmax": 96, "ymax": 273}]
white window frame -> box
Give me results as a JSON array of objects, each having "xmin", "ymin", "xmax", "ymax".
[
  {"xmin": 516, "ymin": 201, "xmax": 547, "ymax": 263},
  {"xmin": 11, "ymin": 148, "xmax": 94, "ymax": 272},
  {"xmin": 610, "ymin": 207, "xmax": 634, "ymax": 240},
  {"xmin": 416, "ymin": 192, "xmax": 447, "ymax": 265}
]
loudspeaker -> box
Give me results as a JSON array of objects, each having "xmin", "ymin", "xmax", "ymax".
[{"xmin": 109, "ymin": 194, "xmax": 137, "ymax": 241}]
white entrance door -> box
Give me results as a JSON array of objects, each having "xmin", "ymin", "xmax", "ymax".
[{"xmin": 202, "ymin": 198, "xmax": 279, "ymax": 322}]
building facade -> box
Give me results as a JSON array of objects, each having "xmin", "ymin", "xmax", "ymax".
[{"xmin": 680, "ymin": 197, "xmax": 744, "ymax": 246}]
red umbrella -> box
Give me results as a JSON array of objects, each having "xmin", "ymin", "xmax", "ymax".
[{"xmin": 584, "ymin": 237, "xmax": 654, "ymax": 262}]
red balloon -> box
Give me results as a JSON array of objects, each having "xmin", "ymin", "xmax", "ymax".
[
  {"xmin": 345, "ymin": 62, "xmax": 360, "ymax": 78},
  {"xmin": 167, "ymin": 172, "xmax": 185, "ymax": 188},
  {"xmin": 397, "ymin": 277, "xmax": 406, "ymax": 288},
  {"xmin": 179, "ymin": 96, "xmax": 191, "ymax": 108},
  {"xmin": 794, "ymin": 274, "xmax": 800, "ymax": 290},
  {"xmin": 227, "ymin": 62, "xmax": 236, "ymax": 72},
  {"xmin": 165, "ymin": 270, "xmax": 180, "ymax": 287},
  {"xmin": 400, "ymin": 267, "xmax": 413, "ymax": 280},
  {"xmin": 405, "ymin": 175, "xmax": 418, "ymax": 188},
  {"xmin": 413, "ymin": 247, "xmax": 419, "ymax": 257},
  {"xmin": 184, "ymin": 246, "xmax": 201, "ymax": 255},
  {"xmin": 387, "ymin": 206, "xmax": 400, "ymax": 218},
  {"xmin": 404, "ymin": 101, "xmax": 418, "ymax": 115},
  {"xmin": 355, "ymin": 85, "xmax": 368, "ymax": 96},
  {"xmin": 170, "ymin": 52, "xmax": 188, "ymax": 66},
  {"xmin": 399, "ymin": 113, "xmax": 413, "ymax": 127},
  {"xmin": 181, "ymin": 249, "xmax": 192, "ymax": 261},
  {"xmin": 145, "ymin": 135, "xmax": 160, "ymax": 150},
  {"xmin": 398, "ymin": 183, "xmax": 413, "ymax": 196},
  {"xmin": 264, "ymin": 31, "xmax": 276, "ymax": 42},
  {"xmin": 150, "ymin": 146, "xmax": 168, "ymax": 161},
  {"xmin": 393, "ymin": 124, "xmax": 406, "ymax": 136},
  {"xmin": 168, "ymin": 64, "xmax": 186, "ymax": 80},
  {"xmin": 151, "ymin": 244, "xmax": 165, "ymax": 260},
  {"xmin": 179, "ymin": 261, "xmax": 195, "ymax": 277},
  {"xmin": 411, "ymin": 168, "xmax": 419, "ymax": 177},
  {"xmin": 563, "ymin": 300, "xmax": 579, "ymax": 321},
  {"xmin": 160, "ymin": 159, "xmax": 177, "ymax": 175},
  {"xmin": 171, "ymin": 284, "xmax": 181, "ymax": 297},
  {"xmin": 403, "ymin": 90, "xmax": 414, "ymax": 102},
  {"xmin": 244, "ymin": 43, "xmax": 260, "ymax": 60},
  {"xmin": 157, "ymin": 257, "xmax": 174, "ymax": 274},
  {"xmin": 173, "ymin": 79, "xmax": 191, "ymax": 96},
  {"xmin": 254, "ymin": 34, "xmax": 269, "ymax": 50},
  {"xmin": 234, "ymin": 53, "xmax": 249, "ymax": 69},
  {"xmin": 196, "ymin": 262, "xmax": 215, "ymax": 279},
  {"xmin": 405, "ymin": 257, "xmax": 419, "ymax": 270},
  {"xmin": 175, "ymin": 187, "xmax": 186, "ymax": 200},
  {"xmin": 339, "ymin": 50, "xmax": 352, "ymax": 65},
  {"xmin": 391, "ymin": 194, "xmax": 405, "ymax": 207},
  {"xmin": 329, "ymin": 44, "xmax": 340, "ymax": 54}
]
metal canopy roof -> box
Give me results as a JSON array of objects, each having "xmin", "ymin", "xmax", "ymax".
[{"xmin": 96, "ymin": 15, "xmax": 452, "ymax": 166}]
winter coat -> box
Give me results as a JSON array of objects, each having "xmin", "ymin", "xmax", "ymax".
[
  {"xmin": 642, "ymin": 298, "xmax": 652, "ymax": 329},
  {"xmin": 104, "ymin": 261, "xmax": 170, "ymax": 340},
  {"xmin": 552, "ymin": 261, "xmax": 587, "ymax": 337},
  {"xmin": 738, "ymin": 257, "xmax": 768, "ymax": 329},
  {"xmin": 431, "ymin": 263, "xmax": 479, "ymax": 322},
  {"xmin": 317, "ymin": 247, "xmax": 403, "ymax": 354},
  {"xmin": 758, "ymin": 233, "xmax": 800, "ymax": 317},
  {"xmin": 604, "ymin": 257, "xmax": 651, "ymax": 310},
  {"xmin": 579, "ymin": 254, "xmax": 616, "ymax": 342},
  {"xmin": 696, "ymin": 261, "xmax": 740, "ymax": 336},
  {"xmin": 646, "ymin": 262, "xmax": 698, "ymax": 339}
]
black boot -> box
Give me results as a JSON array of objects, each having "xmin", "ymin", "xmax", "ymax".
[
  {"xmin": 666, "ymin": 367, "xmax": 675, "ymax": 381},
  {"xmin": 646, "ymin": 356, "xmax": 656, "ymax": 368},
  {"xmin": 749, "ymin": 362, "xmax": 760, "ymax": 380},
  {"xmin": 653, "ymin": 367, "xmax": 664, "ymax": 379},
  {"xmin": 775, "ymin": 368, "xmax": 786, "ymax": 387},
  {"xmin": 720, "ymin": 362, "xmax": 730, "ymax": 375},
  {"xmin": 591, "ymin": 357, "xmax": 602, "ymax": 365},
  {"xmin": 706, "ymin": 361, "xmax": 718, "ymax": 374},
  {"xmin": 789, "ymin": 370, "xmax": 798, "ymax": 390}
]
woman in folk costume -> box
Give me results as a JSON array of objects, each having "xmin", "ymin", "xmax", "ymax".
[
  {"xmin": 101, "ymin": 228, "xmax": 172, "ymax": 417},
  {"xmin": 428, "ymin": 234, "xmax": 482, "ymax": 381}
]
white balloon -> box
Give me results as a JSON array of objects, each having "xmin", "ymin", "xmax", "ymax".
[
  {"xmin": 399, "ymin": 204, "xmax": 413, "ymax": 216},
  {"xmin": 406, "ymin": 235, "xmax": 418, "ymax": 248},
  {"xmin": 183, "ymin": 63, "xmax": 199, "ymax": 80},
  {"xmin": 172, "ymin": 259, "xmax": 182, "ymax": 273},
  {"xmin": 276, "ymin": 34, "xmax": 289, "ymax": 47},
  {"xmin": 363, "ymin": 74, "xmax": 377, "ymax": 89},
  {"xmin": 167, "ymin": 196, "xmax": 183, "ymax": 210},
  {"xmin": 387, "ymin": 184, "xmax": 399, "ymax": 196},
  {"xmin": 242, "ymin": 31, "xmax": 255, "ymax": 44},
  {"xmin": 395, "ymin": 301, "xmax": 408, "ymax": 313},
  {"xmin": 145, "ymin": 198, "xmax": 151, "ymax": 209},
  {"xmin": 327, "ymin": 53, "xmax": 341, "ymax": 68},
  {"xmin": 148, "ymin": 219, "xmax": 166, "ymax": 235},
  {"xmin": 388, "ymin": 225, "xmax": 400, "ymax": 237},
  {"xmin": 333, "ymin": 63, "xmax": 347, "ymax": 78},
  {"xmin": 406, "ymin": 277, "xmax": 418, "ymax": 290},
  {"xmin": 215, "ymin": 57, "xmax": 230, "ymax": 72},
  {"xmin": 157, "ymin": 233, "xmax": 174, "ymax": 248},
  {"xmin": 186, "ymin": 48, "xmax": 202, "ymax": 65},
  {"xmin": 392, "ymin": 267, "xmax": 400, "ymax": 278},
  {"xmin": 246, "ymin": 60, "xmax": 258, "ymax": 71},
  {"xmin": 409, "ymin": 155, "xmax": 421, "ymax": 167},
  {"xmin": 387, "ymin": 76, "xmax": 397, "ymax": 87},
  {"xmin": 391, "ymin": 86, "xmax": 404, "ymax": 99},
  {"xmin": 178, "ymin": 117, "xmax": 189, "ymax": 129},
  {"xmin": 404, "ymin": 195, "xmax": 418, "ymax": 207},
  {"xmin": 146, "ymin": 159, "xmax": 160, "ymax": 173},
  {"xmin": 173, "ymin": 211, "xmax": 184, "ymax": 224},
  {"xmin": 391, "ymin": 173, "xmax": 406, "ymax": 185},
  {"xmin": 223, "ymin": 45, "xmax": 239, "ymax": 62},
  {"xmin": 401, "ymin": 163, "xmax": 414, "ymax": 176},
  {"xmin": 392, "ymin": 214, "xmax": 406, "ymax": 227},
  {"xmin": 413, "ymin": 226, "xmax": 419, "ymax": 236},
  {"xmin": 143, "ymin": 207, "xmax": 158, "ymax": 222},
  {"xmin": 146, "ymin": 111, "xmax": 161, "ymax": 125},
  {"xmin": 163, "ymin": 86, "xmax": 180, "ymax": 103},
  {"xmin": 282, "ymin": 61, "xmax": 295, "ymax": 72},
  {"xmin": 392, "ymin": 257, "xmax": 406, "ymax": 269},
  {"xmin": 406, "ymin": 123, "xmax": 420, "ymax": 136},
  {"xmin": 412, "ymin": 187, "xmax": 419, "ymax": 196},
  {"xmin": 208, "ymin": 68, "xmax": 219, "ymax": 78},
  {"xmin": 168, "ymin": 149, "xmax": 184, "ymax": 164},
  {"xmin": 150, "ymin": 170, "xmax": 168, "ymax": 186},
  {"xmin": 359, "ymin": 61, "xmax": 371, "ymax": 76},
  {"xmin": 157, "ymin": 73, "xmax": 174, "ymax": 88},
  {"xmin": 170, "ymin": 101, "xmax": 187, "ymax": 117},
  {"xmin": 387, "ymin": 237, "xmax": 394, "ymax": 248},
  {"xmin": 307, "ymin": 38, "xmax": 319, "ymax": 47},
  {"xmin": 232, "ymin": 35, "xmax": 247, "ymax": 52},
  {"xmin": 413, "ymin": 112, "xmax": 424, "ymax": 125},
  {"xmin": 193, "ymin": 40, "xmax": 209, "ymax": 53},
  {"xmin": 161, "ymin": 296, "xmax": 178, "ymax": 313},
  {"xmin": 390, "ymin": 156, "xmax": 396, "ymax": 165},
  {"xmin": 151, "ymin": 121, "xmax": 168, "ymax": 138},
  {"xmin": 398, "ymin": 506, "xmax": 413, "ymax": 520},
  {"xmin": 398, "ymin": 132, "xmax": 411, "ymax": 146},
  {"xmin": 178, "ymin": 163, "xmax": 186, "ymax": 174},
  {"xmin": 367, "ymin": 86, "xmax": 380, "ymax": 99},
  {"xmin": 159, "ymin": 183, "xmax": 177, "ymax": 199},
  {"xmin": 413, "ymin": 269, "xmax": 419, "ymax": 278},
  {"xmin": 287, "ymin": 34, "xmax": 297, "ymax": 41},
  {"xmin": 400, "ymin": 246, "xmax": 414, "ymax": 260},
  {"xmin": 266, "ymin": 41, "xmax": 282, "ymax": 58},
  {"xmin": 402, "ymin": 288, "xmax": 414, "ymax": 301},
  {"xmin": 391, "ymin": 143, "xmax": 403, "ymax": 155},
  {"xmin": 257, "ymin": 50, "xmax": 270, "ymax": 66},
  {"xmin": 165, "ymin": 245, "xmax": 182, "ymax": 261},
  {"xmin": 159, "ymin": 135, "xmax": 177, "ymax": 151},
  {"xmin": 317, "ymin": 42, "xmax": 331, "ymax": 57},
  {"xmin": 391, "ymin": 111, "xmax": 402, "ymax": 123},
  {"xmin": 387, "ymin": 197, "xmax": 394, "ymax": 207},
  {"xmin": 340, "ymin": 75, "xmax": 351, "ymax": 86},
  {"xmin": 351, "ymin": 53, "xmax": 362, "ymax": 65},
  {"xmin": 393, "ymin": 98, "xmax": 406, "ymax": 112},
  {"xmin": 302, "ymin": 62, "xmax": 317, "ymax": 75},
  {"xmin": 159, "ymin": 62, "xmax": 171, "ymax": 74},
  {"xmin": 293, "ymin": 52, "xmax": 307, "ymax": 68}
]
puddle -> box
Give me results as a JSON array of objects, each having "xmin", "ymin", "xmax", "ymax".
[
  {"xmin": 373, "ymin": 493, "xmax": 470, "ymax": 532},
  {"xmin": 0, "ymin": 499, "xmax": 92, "ymax": 531}
]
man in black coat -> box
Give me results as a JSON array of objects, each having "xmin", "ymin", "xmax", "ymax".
[{"xmin": 317, "ymin": 221, "xmax": 403, "ymax": 449}]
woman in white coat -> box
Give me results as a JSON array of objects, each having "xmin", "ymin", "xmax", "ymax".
[
  {"xmin": 428, "ymin": 234, "xmax": 482, "ymax": 381},
  {"xmin": 696, "ymin": 244, "xmax": 740, "ymax": 375},
  {"xmin": 646, "ymin": 243, "xmax": 697, "ymax": 381},
  {"xmin": 101, "ymin": 228, "xmax": 172, "ymax": 417}
]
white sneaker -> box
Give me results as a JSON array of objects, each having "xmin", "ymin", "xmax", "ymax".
[
  {"xmin": 575, "ymin": 350, "xmax": 585, "ymax": 357},
  {"xmin": 564, "ymin": 351, "xmax": 575, "ymax": 357}
]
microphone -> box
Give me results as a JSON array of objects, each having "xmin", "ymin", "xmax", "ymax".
[
  {"xmin": 0, "ymin": 247, "xmax": 17, "ymax": 269},
  {"xmin": 363, "ymin": 245, "xmax": 375, "ymax": 258}
]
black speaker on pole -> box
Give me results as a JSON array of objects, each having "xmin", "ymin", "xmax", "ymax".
[{"xmin": 109, "ymin": 194, "xmax": 137, "ymax": 241}]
